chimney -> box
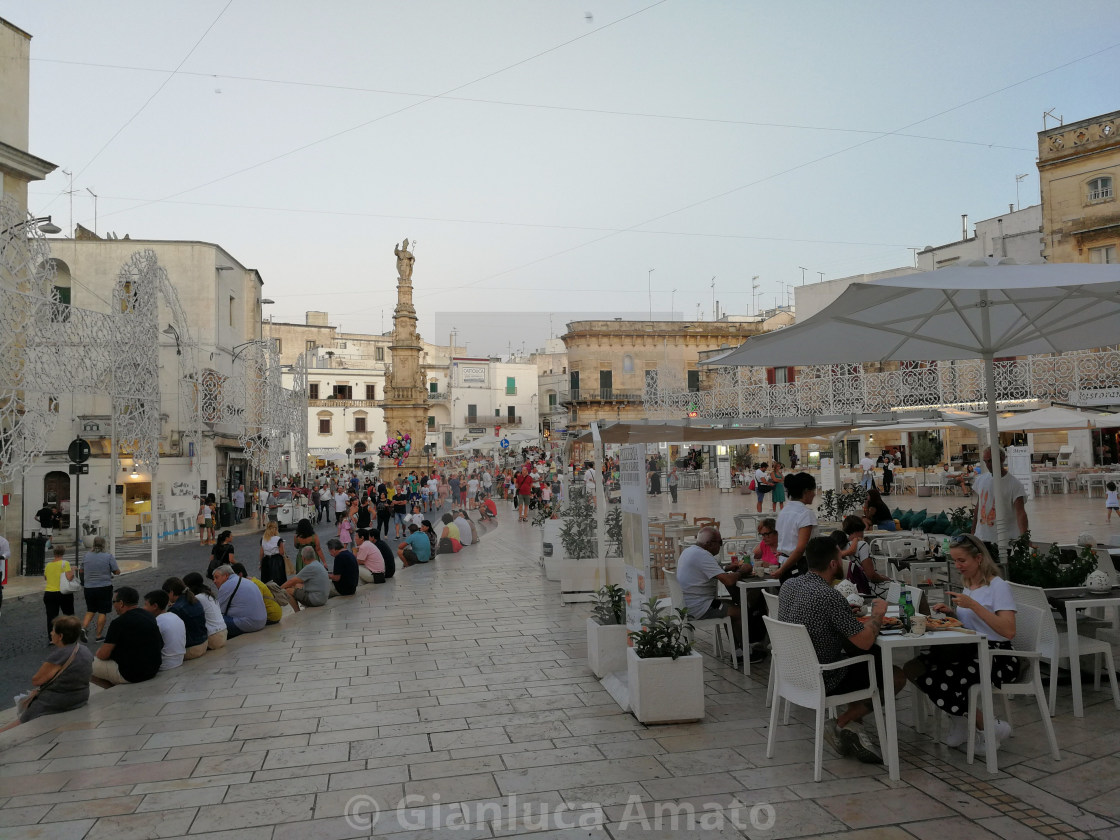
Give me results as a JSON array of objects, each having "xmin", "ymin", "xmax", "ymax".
[
  {"xmin": 961, "ymin": 214, "xmax": 968, "ymax": 241},
  {"xmin": 1009, "ymin": 203, "xmax": 1014, "ymax": 214}
]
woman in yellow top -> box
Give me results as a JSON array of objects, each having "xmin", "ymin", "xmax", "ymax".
[{"xmin": 43, "ymin": 546, "xmax": 77, "ymax": 643}]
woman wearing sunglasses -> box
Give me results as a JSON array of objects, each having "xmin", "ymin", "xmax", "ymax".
[
  {"xmin": 904, "ymin": 533, "xmax": 1017, "ymax": 755},
  {"xmin": 752, "ymin": 519, "xmax": 780, "ymax": 569}
]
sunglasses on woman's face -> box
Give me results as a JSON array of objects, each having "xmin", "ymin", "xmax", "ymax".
[{"xmin": 758, "ymin": 530, "xmax": 776, "ymax": 536}]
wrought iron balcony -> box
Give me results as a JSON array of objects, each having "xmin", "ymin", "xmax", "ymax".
[
  {"xmin": 566, "ymin": 388, "xmax": 644, "ymax": 403},
  {"xmin": 642, "ymin": 349, "xmax": 1120, "ymax": 419}
]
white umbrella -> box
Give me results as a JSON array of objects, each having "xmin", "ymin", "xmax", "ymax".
[
  {"xmin": 953, "ymin": 405, "xmax": 1103, "ymax": 433},
  {"xmin": 705, "ymin": 260, "xmax": 1120, "ymax": 556}
]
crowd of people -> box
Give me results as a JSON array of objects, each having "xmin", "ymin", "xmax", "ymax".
[{"xmin": 12, "ymin": 454, "xmax": 578, "ymax": 731}]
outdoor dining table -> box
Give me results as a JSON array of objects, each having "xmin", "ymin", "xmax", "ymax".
[
  {"xmin": 1045, "ymin": 585, "xmax": 1120, "ymax": 717},
  {"xmin": 877, "ymin": 628, "xmax": 999, "ymax": 779},
  {"xmin": 736, "ymin": 576, "xmax": 781, "ymax": 676}
]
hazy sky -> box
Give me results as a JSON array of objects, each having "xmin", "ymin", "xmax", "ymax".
[{"xmin": 12, "ymin": 1, "xmax": 1120, "ymax": 355}]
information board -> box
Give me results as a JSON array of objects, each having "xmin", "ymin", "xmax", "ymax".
[
  {"xmin": 717, "ymin": 454, "xmax": 732, "ymax": 491},
  {"xmin": 619, "ymin": 444, "xmax": 651, "ymax": 634}
]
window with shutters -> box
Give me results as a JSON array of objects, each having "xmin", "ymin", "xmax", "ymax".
[
  {"xmin": 365, "ymin": 384, "xmax": 376, "ymax": 400},
  {"xmin": 309, "ymin": 383, "xmax": 319, "ymax": 399}
]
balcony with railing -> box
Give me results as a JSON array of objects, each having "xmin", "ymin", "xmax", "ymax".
[
  {"xmin": 566, "ymin": 388, "xmax": 644, "ymax": 403},
  {"xmin": 642, "ymin": 349, "xmax": 1120, "ymax": 420},
  {"xmin": 309, "ymin": 398, "xmax": 378, "ymax": 408},
  {"xmin": 428, "ymin": 390, "xmax": 449, "ymax": 401}
]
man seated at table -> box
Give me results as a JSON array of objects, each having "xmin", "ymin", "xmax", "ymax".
[
  {"xmin": 675, "ymin": 526, "xmax": 765, "ymax": 664},
  {"xmin": 778, "ymin": 536, "xmax": 905, "ymax": 764}
]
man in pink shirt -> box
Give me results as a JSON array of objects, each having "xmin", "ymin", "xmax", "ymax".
[{"xmin": 353, "ymin": 529, "xmax": 385, "ymax": 584}]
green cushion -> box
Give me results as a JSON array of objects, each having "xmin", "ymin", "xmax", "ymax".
[
  {"xmin": 920, "ymin": 516, "xmax": 940, "ymax": 533},
  {"xmin": 897, "ymin": 509, "xmax": 914, "ymax": 529},
  {"xmin": 909, "ymin": 509, "xmax": 927, "ymax": 531},
  {"xmin": 892, "ymin": 508, "xmax": 903, "ymax": 521}
]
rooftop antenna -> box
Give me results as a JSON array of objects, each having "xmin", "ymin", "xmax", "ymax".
[
  {"xmin": 1042, "ymin": 108, "xmax": 1062, "ymax": 130},
  {"xmin": 817, "ymin": 271, "xmax": 825, "ymax": 284},
  {"xmin": 671, "ymin": 289, "xmax": 677, "ymax": 320},
  {"xmin": 710, "ymin": 277, "xmax": 716, "ymax": 320},
  {"xmin": 908, "ymin": 247, "xmax": 919, "ymax": 266},
  {"xmin": 62, "ymin": 169, "xmax": 74, "ymax": 236},
  {"xmin": 1015, "ymin": 173, "xmax": 1029, "ymax": 210},
  {"xmin": 751, "ymin": 276, "xmax": 760, "ymax": 315},
  {"xmin": 798, "ymin": 266, "xmax": 807, "ymax": 286},
  {"xmin": 647, "ymin": 268, "xmax": 654, "ymax": 321},
  {"xmin": 86, "ymin": 187, "xmax": 97, "ymax": 235}
]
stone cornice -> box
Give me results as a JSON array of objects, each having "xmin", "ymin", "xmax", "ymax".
[{"xmin": 0, "ymin": 140, "xmax": 56, "ymax": 181}]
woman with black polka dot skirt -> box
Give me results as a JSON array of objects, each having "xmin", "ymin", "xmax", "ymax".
[{"xmin": 904, "ymin": 534, "xmax": 1019, "ymax": 754}]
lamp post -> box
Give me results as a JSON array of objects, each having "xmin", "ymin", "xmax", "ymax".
[{"xmin": 0, "ymin": 215, "xmax": 61, "ymax": 236}]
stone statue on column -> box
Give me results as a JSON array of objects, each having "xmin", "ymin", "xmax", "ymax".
[{"xmin": 394, "ymin": 239, "xmax": 414, "ymax": 281}]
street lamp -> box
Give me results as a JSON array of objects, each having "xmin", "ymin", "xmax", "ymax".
[{"xmin": 1, "ymin": 215, "xmax": 61, "ymax": 236}]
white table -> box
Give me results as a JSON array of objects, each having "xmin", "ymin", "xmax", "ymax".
[
  {"xmin": 1062, "ymin": 593, "xmax": 1120, "ymax": 717},
  {"xmin": 877, "ymin": 629, "xmax": 998, "ymax": 779},
  {"xmin": 737, "ymin": 577, "xmax": 781, "ymax": 676}
]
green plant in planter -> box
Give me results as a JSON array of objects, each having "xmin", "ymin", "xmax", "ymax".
[
  {"xmin": 591, "ymin": 584, "xmax": 627, "ymax": 625},
  {"xmin": 818, "ymin": 486, "xmax": 867, "ymax": 521},
  {"xmin": 558, "ymin": 492, "xmax": 597, "ymax": 559},
  {"xmin": 605, "ymin": 506, "xmax": 622, "ymax": 558},
  {"xmin": 911, "ymin": 434, "xmax": 943, "ymax": 487},
  {"xmin": 1007, "ymin": 531, "xmax": 1098, "ymax": 588},
  {"xmin": 946, "ymin": 505, "xmax": 974, "ymax": 533},
  {"xmin": 628, "ymin": 597, "xmax": 693, "ymax": 659},
  {"xmin": 818, "ymin": 489, "xmax": 839, "ymax": 521},
  {"xmin": 530, "ymin": 502, "xmax": 556, "ymax": 527}
]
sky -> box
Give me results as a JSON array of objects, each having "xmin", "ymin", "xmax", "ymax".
[{"xmin": 9, "ymin": 1, "xmax": 1120, "ymax": 356}]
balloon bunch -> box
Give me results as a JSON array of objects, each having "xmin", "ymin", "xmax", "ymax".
[{"xmin": 379, "ymin": 431, "xmax": 412, "ymax": 466}]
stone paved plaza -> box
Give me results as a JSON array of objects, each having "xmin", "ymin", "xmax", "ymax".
[{"xmin": 2, "ymin": 493, "xmax": 1120, "ymax": 840}]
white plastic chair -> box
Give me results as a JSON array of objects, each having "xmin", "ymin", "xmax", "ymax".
[
  {"xmin": 665, "ymin": 569, "xmax": 738, "ymax": 668},
  {"xmin": 761, "ymin": 589, "xmax": 781, "ymax": 710},
  {"xmin": 1008, "ymin": 582, "xmax": 1120, "ymax": 715},
  {"xmin": 966, "ymin": 604, "xmax": 1061, "ymax": 764},
  {"xmin": 763, "ymin": 615, "xmax": 886, "ymax": 782}
]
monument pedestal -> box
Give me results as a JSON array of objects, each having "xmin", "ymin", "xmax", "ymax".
[{"xmin": 377, "ymin": 457, "xmax": 433, "ymax": 484}]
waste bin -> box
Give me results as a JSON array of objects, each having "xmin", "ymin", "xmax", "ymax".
[
  {"xmin": 22, "ymin": 536, "xmax": 48, "ymax": 577},
  {"xmin": 219, "ymin": 502, "xmax": 233, "ymax": 528}
]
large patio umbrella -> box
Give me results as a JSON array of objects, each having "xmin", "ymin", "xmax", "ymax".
[
  {"xmin": 965, "ymin": 405, "xmax": 1105, "ymax": 433},
  {"xmin": 704, "ymin": 260, "xmax": 1120, "ymax": 556}
]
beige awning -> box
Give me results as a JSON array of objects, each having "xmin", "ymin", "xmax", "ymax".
[{"xmin": 573, "ymin": 421, "xmax": 851, "ymax": 445}]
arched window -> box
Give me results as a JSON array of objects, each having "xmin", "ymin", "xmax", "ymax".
[
  {"xmin": 43, "ymin": 471, "xmax": 71, "ymax": 527},
  {"xmin": 1088, "ymin": 176, "xmax": 1113, "ymax": 203},
  {"xmin": 51, "ymin": 259, "xmax": 72, "ymax": 322},
  {"xmin": 353, "ymin": 441, "xmax": 367, "ymax": 453},
  {"xmin": 622, "ymin": 354, "xmax": 634, "ymax": 373}
]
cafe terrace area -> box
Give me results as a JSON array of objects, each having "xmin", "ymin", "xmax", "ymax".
[{"xmin": 1, "ymin": 487, "xmax": 1119, "ymax": 840}]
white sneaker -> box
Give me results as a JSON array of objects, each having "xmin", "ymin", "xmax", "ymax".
[
  {"xmin": 972, "ymin": 720, "xmax": 1011, "ymax": 756},
  {"xmin": 992, "ymin": 719, "xmax": 1012, "ymax": 742},
  {"xmin": 944, "ymin": 715, "xmax": 968, "ymax": 748}
]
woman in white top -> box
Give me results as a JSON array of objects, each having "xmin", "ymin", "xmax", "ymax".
[
  {"xmin": 771, "ymin": 472, "xmax": 817, "ymax": 583},
  {"xmin": 182, "ymin": 572, "xmax": 228, "ymax": 649},
  {"xmin": 904, "ymin": 533, "xmax": 1017, "ymax": 753},
  {"xmin": 259, "ymin": 520, "xmax": 285, "ymax": 585}
]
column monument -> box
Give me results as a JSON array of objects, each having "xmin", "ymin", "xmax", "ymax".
[{"xmin": 378, "ymin": 239, "xmax": 430, "ymax": 482}]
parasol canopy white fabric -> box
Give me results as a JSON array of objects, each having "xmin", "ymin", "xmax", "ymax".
[
  {"xmin": 705, "ymin": 261, "xmax": 1120, "ymax": 367},
  {"xmin": 702, "ymin": 260, "xmax": 1120, "ymax": 557},
  {"xmin": 958, "ymin": 406, "xmax": 1106, "ymax": 433}
]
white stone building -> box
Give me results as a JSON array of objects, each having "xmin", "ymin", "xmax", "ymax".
[
  {"xmin": 23, "ymin": 237, "xmax": 266, "ymax": 538},
  {"xmin": 435, "ymin": 357, "xmax": 541, "ymax": 455}
]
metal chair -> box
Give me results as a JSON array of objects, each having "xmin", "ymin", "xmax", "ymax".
[
  {"xmin": 965, "ymin": 604, "xmax": 1061, "ymax": 764},
  {"xmin": 665, "ymin": 569, "xmax": 737, "ymax": 669},
  {"xmin": 763, "ymin": 615, "xmax": 886, "ymax": 782}
]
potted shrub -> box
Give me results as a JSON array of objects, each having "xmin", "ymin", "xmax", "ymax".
[
  {"xmin": 1007, "ymin": 531, "xmax": 1098, "ymax": 588},
  {"xmin": 587, "ymin": 584, "xmax": 628, "ymax": 678},
  {"xmin": 626, "ymin": 598, "xmax": 705, "ymax": 724},
  {"xmin": 911, "ymin": 434, "xmax": 943, "ymax": 497}
]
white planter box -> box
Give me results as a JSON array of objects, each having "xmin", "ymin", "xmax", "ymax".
[
  {"xmin": 541, "ymin": 519, "xmax": 564, "ymax": 580},
  {"xmin": 587, "ymin": 618, "xmax": 628, "ymax": 678},
  {"xmin": 626, "ymin": 648, "xmax": 705, "ymax": 724}
]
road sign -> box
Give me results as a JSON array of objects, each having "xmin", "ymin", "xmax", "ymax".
[
  {"xmin": 68, "ymin": 438, "xmax": 90, "ymax": 464},
  {"xmin": 68, "ymin": 463, "xmax": 89, "ymax": 475},
  {"xmin": 500, "ymin": 438, "xmax": 510, "ymax": 449}
]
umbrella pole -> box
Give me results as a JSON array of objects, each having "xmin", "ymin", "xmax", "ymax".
[{"xmin": 982, "ymin": 351, "xmax": 1011, "ymax": 569}]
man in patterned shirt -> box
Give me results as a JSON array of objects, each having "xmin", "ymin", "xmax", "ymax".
[{"xmin": 778, "ymin": 536, "xmax": 904, "ymax": 763}]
